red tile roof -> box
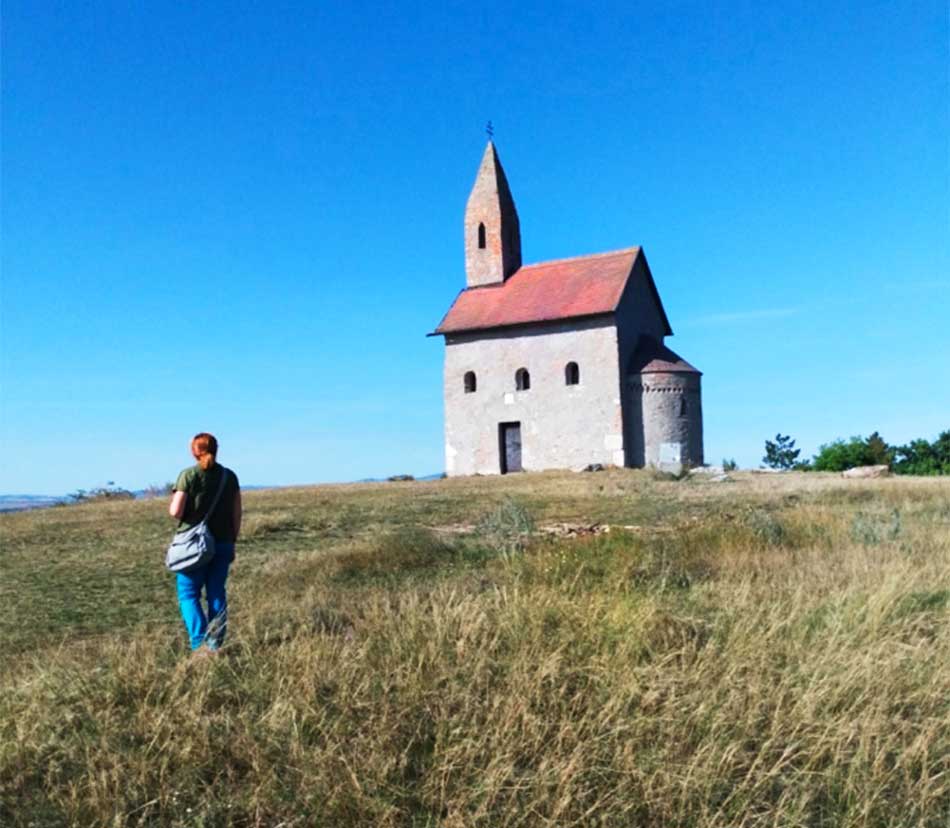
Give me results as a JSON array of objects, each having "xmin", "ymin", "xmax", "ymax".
[{"xmin": 434, "ymin": 247, "xmax": 645, "ymax": 335}]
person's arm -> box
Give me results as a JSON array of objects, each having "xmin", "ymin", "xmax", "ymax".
[
  {"xmin": 232, "ymin": 489, "xmax": 242, "ymax": 541},
  {"xmin": 169, "ymin": 490, "xmax": 187, "ymax": 520}
]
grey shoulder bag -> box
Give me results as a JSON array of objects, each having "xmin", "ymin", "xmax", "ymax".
[{"xmin": 165, "ymin": 469, "xmax": 230, "ymax": 573}]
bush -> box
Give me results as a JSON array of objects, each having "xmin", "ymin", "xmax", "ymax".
[
  {"xmin": 745, "ymin": 509, "xmax": 787, "ymax": 546},
  {"xmin": 723, "ymin": 458, "xmax": 738, "ymax": 472},
  {"xmin": 650, "ymin": 467, "xmax": 690, "ymax": 481},
  {"xmin": 850, "ymin": 509, "xmax": 902, "ymax": 545},
  {"xmin": 69, "ymin": 481, "xmax": 135, "ymax": 503},
  {"xmin": 477, "ymin": 497, "xmax": 535, "ymax": 554},
  {"xmin": 142, "ymin": 482, "xmax": 174, "ymax": 499},
  {"xmin": 812, "ymin": 432, "xmax": 893, "ymax": 472},
  {"xmin": 892, "ymin": 431, "xmax": 950, "ymax": 476}
]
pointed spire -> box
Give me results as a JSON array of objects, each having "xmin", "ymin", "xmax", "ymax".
[{"xmin": 464, "ymin": 141, "xmax": 522, "ymax": 287}]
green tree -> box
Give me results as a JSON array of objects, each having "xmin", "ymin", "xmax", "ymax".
[
  {"xmin": 763, "ymin": 434, "xmax": 801, "ymax": 470},
  {"xmin": 865, "ymin": 431, "xmax": 893, "ymax": 466},
  {"xmin": 811, "ymin": 433, "xmax": 894, "ymax": 472},
  {"xmin": 893, "ymin": 431, "xmax": 950, "ymax": 475}
]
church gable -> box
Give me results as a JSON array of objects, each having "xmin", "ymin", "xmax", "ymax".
[{"xmin": 613, "ymin": 249, "xmax": 673, "ymax": 370}]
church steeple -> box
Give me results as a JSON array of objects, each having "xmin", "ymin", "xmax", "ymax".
[{"xmin": 464, "ymin": 141, "xmax": 522, "ymax": 287}]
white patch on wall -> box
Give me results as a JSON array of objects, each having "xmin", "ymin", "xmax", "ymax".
[
  {"xmin": 530, "ymin": 421, "xmax": 540, "ymax": 435},
  {"xmin": 658, "ymin": 442, "xmax": 683, "ymax": 472},
  {"xmin": 445, "ymin": 442, "xmax": 457, "ymax": 473},
  {"xmin": 612, "ymin": 450, "xmax": 625, "ymax": 466},
  {"xmin": 504, "ymin": 392, "xmax": 514, "ymax": 405},
  {"xmin": 659, "ymin": 443, "xmax": 682, "ymax": 464},
  {"xmin": 604, "ymin": 434, "xmax": 624, "ymax": 451}
]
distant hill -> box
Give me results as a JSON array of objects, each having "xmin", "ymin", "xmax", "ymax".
[
  {"xmin": 0, "ymin": 495, "xmax": 63, "ymax": 513},
  {"xmin": 357, "ymin": 473, "xmax": 445, "ymax": 483},
  {"xmin": 0, "ymin": 478, "xmax": 443, "ymax": 512}
]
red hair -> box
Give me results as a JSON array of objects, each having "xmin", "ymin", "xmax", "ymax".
[{"xmin": 191, "ymin": 433, "xmax": 218, "ymax": 470}]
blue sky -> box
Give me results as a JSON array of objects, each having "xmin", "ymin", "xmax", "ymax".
[{"xmin": 2, "ymin": 1, "xmax": 947, "ymax": 494}]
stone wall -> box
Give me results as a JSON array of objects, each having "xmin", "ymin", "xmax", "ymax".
[
  {"xmin": 443, "ymin": 317, "xmax": 625, "ymax": 475},
  {"xmin": 627, "ymin": 372, "xmax": 704, "ymax": 469}
]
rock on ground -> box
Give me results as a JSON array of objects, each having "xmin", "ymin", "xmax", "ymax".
[{"xmin": 842, "ymin": 465, "xmax": 890, "ymax": 478}]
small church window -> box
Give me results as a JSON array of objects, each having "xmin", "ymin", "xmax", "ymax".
[
  {"xmin": 515, "ymin": 367, "xmax": 530, "ymax": 391},
  {"xmin": 679, "ymin": 395, "xmax": 688, "ymax": 416},
  {"xmin": 464, "ymin": 371, "xmax": 477, "ymax": 393},
  {"xmin": 478, "ymin": 223, "xmax": 486, "ymax": 249},
  {"xmin": 565, "ymin": 362, "xmax": 579, "ymax": 385}
]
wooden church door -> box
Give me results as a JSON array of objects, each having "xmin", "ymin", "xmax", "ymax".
[{"xmin": 499, "ymin": 422, "xmax": 522, "ymax": 474}]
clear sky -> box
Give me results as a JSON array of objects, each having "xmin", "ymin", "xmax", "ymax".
[{"xmin": 2, "ymin": 1, "xmax": 947, "ymax": 495}]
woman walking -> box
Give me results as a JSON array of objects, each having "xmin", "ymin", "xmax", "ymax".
[{"xmin": 169, "ymin": 433, "xmax": 242, "ymax": 653}]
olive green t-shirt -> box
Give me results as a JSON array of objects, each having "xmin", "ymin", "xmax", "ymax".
[{"xmin": 175, "ymin": 464, "xmax": 241, "ymax": 542}]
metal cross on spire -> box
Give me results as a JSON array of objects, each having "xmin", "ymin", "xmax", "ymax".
[{"xmin": 485, "ymin": 120, "xmax": 494, "ymax": 140}]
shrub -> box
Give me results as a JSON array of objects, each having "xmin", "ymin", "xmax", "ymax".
[
  {"xmin": 722, "ymin": 458, "xmax": 738, "ymax": 472},
  {"xmin": 892, "ymin": 431, "xmax": 950, "ymax": 476},
  {"xmin": 650, "ymin": 465, "xmax": 691, "ymax": 481},
  {"xmin": 477, "ymin": 496, "xmax": 535, "ymax": 554},
  {"xmin": 812, "ymin": 432, "xmax": 893, "ymax": 472},
  {"xmin": 850, "ymin": 509, "xmax": 902, "ymax": 545},
  {"xmin": 745, "ymin": 508, "xmax": 787, "ymax": 546},
  {"xmin": 142, "ymin": 482, "xmax": 174, "ymax": 499},
  {"xmin": 69, "ymin": 481, "xmax": 135, "ymax": 503}
]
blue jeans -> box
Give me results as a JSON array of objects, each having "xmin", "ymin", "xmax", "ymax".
[{"xmin": 176, "ymin": 542, "xmax": 234, "ymax": 650}]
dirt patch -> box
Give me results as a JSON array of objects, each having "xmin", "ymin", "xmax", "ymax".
[{"xmin": 434, "ymin": 521, "xmax": 623, "ymax": 538}]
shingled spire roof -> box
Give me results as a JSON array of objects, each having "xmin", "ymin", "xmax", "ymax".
[
  {"xmin": 471, "ymin": 141, "xmax": 517, "ymax": 219},
  {"xmin": 464, "ymin": 141, "xmax": 522, "ymax": 287}
]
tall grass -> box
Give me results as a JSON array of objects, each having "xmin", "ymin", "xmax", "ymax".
[{"xmin": 1, "ymin": 471, "xmax": 948, "ymax": 826}]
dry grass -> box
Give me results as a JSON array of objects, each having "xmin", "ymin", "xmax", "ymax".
[{"xmin": 0, "ymin": 470, "xmax": 948, "ymax": 826}]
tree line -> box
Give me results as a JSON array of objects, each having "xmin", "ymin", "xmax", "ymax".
[{"xmin": 762, "ymin": 430, "xmax": 950, "ymax": 475}]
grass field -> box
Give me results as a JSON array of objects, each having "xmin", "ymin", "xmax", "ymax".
[{"xmin": 1, "ymin": 469, "xmax": 948, "ymax": 827}]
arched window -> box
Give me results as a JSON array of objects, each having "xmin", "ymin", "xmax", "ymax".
[
  {"xmin": 464, "ymin": 371, "xmax": 477, "ymax": 393},
  {"xmin": 478, "ymin": 223, "xmax": 486, "ymax": 249},
  {"xmin": 565, "ymin": 361, "xmax": 579, "ymax": 385},
  {"xmin": 515, "ymin": 367, "xmax": 530, "ymax": 391}
]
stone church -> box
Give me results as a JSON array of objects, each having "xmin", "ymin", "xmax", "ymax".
[{"xmin": 431, "ymin": 141, "xmax": 703, "ymax": 476}]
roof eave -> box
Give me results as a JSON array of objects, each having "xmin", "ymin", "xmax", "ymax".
[
  {"xmin": 639, "ymin": 367, "xmax": 703, "ymax": 376},
  {"xmin": 431, "ymin": 310, "xmax": 617, "ymax": 338}
]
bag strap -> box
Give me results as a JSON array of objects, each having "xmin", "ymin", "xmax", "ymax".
[{"xmin": 199, "ymin": 468, "xmax": 230, "ymax": 526}]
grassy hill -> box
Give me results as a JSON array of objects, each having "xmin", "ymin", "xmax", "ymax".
[{"xmin": 1, "ymin": 470, "xmax": 948, "ymax": 827}]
